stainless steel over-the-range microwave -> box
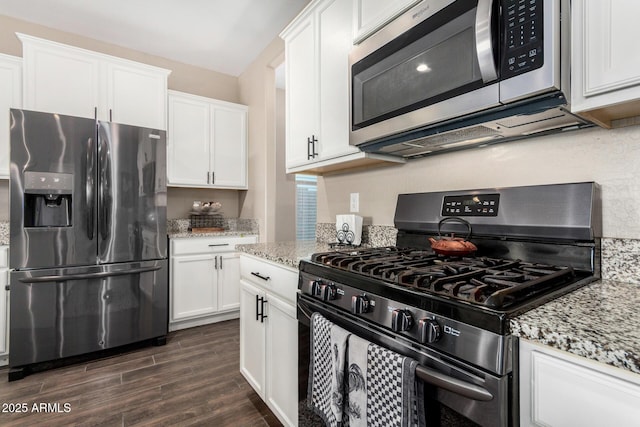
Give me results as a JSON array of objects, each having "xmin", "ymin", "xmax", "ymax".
[{"xmin": 349, "ymin": 0, "xmax": 592, "ymax": 158}]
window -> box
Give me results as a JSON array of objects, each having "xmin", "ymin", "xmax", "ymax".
[{"xmin": 296, "ymin": 175, "xmax": 317, "ymax": 240}]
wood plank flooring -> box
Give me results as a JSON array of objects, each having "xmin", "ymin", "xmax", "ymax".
[{"xmin": 0, "ymin": 319, "xmax": 283, "ymax": 426}]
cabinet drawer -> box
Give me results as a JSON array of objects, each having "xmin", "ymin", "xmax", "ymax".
[
  {"xmin": 171, "ymin": 236, "xmax": 257, "ymax": 255},
  {"xmin": 0, "ymin": 246, "xmax": 7, "ymax": 268},
  {"xmin": 240, "ymin": 254, "xmax": 298, "ymax": 303}
]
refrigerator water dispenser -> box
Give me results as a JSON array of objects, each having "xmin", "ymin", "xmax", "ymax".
[{"xmin": 23, "ymin": 171, "xmax": 73, "ymax": 227}]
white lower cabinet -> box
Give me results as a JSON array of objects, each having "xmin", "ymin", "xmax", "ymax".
[
  {"xmin": 169, "ymin": 235, "xmax": 257, "ymax": 331},
  {"xmin": 519, "ymin": 339, "xmax": 640, "ymax": 427},
  {"xmin": 239, "ymin": 254, "xmax": 298, "ymax": 427},
  {"xmin": 0, "ymin": 245, "xmax": 9, "ymax": 366}
]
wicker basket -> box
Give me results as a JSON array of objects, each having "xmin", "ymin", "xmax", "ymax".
[{"xmin": 189, "ymin": 213, "xmax": 224, "ymax": 230}]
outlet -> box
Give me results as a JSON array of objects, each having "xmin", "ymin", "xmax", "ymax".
[{"xmin": 350, "ymin": 193, "xmax": 359, "ymax": 213}]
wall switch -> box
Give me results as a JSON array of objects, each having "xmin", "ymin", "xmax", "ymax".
[{"xmin": 350, "ymin": 193, "xmax": 359, "ymax": 213}]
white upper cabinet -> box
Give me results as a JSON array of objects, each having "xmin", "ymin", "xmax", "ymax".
[
  {"xmin": 105, "ymin": 60, "xmax": 169, "ymax": 129},
  {"xmin": 353, "ymin": 0, "xmax": 421, "ymax": 44},
  {"xmin": 284, "ymin": 14, "xmax": 317, "ymax": 168},
  {"xmin": 281, "ymin": 0, "xmax": 405, "ymax": 174},
  {"xmin": 211, "ymin": 103, "xmax": 248, "ymax": 188},
  {"xmin": 0, "ymin": 54, "xmax": 21, "ymax": 179},
  {"xmin": 18, "ymin": 33, "xmax": 170, "ymax": 130},
  {"xmin": 167, "ymin": 90, "xmax": 248, "ymax": 189},
  {"xmin": 571, "ymin": 0, "xmax": 640, "ymax": 127}
]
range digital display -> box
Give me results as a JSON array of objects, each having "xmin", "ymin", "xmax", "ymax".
[{"xmin": 442, "ymin": 193, "xmax": 500, "ymax": 216}]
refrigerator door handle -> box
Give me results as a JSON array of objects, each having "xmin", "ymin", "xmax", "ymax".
[
  {"xmin": 98, "ymin": 135, "xmax": 112, "ymax": 241},
  {"xmin": 18, "ymin": 265, "xmax": 162, "ymax": 283},
  {"xmin": 86, "ymin": 137, "xmax": 96, "ymax": 240}
]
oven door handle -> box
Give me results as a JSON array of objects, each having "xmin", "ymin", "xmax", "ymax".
[
  {"xmin": 298, "ymin": 296, "xmax": 494, "ymax": 402},
  {"xmin": 415, "ymin": 365, "xmax": 493, "ymax": 402}
]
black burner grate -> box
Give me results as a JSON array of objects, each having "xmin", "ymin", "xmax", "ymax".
[{"xmin": 311, "ymin": 248, "xmax": 576, "ymax": 309}]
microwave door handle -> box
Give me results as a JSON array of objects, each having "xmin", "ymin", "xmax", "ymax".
[{"xmin": 475, "ymin": 0, "xmax": 497, "ymax": 83}]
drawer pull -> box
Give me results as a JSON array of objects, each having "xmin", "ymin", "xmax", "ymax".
[
  {"xmin": 251, "ymin": 272, "xmax": 271, "ymax": 281},
  {"xmin": 208, "ymin": 243, "xmax": 230, "ymax": 247}
]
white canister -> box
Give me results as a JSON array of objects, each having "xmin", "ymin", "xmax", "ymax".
[{"xmin": 336, "ymin": 214, "xmax": 363, "ymax": 245}]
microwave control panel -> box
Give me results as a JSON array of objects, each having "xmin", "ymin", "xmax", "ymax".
[
  {"xmin": 501, "ymin": 0, "xmax": 543, "ymax": 79},
  {"xmin": 442, "ymin": 194, "xmax": 500, "ymax": 217}
]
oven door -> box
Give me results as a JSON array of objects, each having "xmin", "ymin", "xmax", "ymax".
[
  {"xmin": 350, "ymin": 0, "xmax": 500, "ymax": 147},
  {"xmin": 297, "ymin": 293, "xmax": 513, "ymax": 427}
]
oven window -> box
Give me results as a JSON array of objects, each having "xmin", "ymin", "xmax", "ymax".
[{"xmin": 352, "ymin": 3, "xmax": 497, "ymax": 129}]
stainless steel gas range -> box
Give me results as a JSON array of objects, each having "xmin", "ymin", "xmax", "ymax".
[{"xmin": 297, "ymin": 182, "xmax": 601, "ymax": 427}]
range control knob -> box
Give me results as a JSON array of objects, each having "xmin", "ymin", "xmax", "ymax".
[
  {"xmin": 391, "ymin": 309, "xmax": 414, "ymax": 332},
  {"xmin": 418, "ymin": 318, "xmax": 442, "ymax": 344},
  {"xmin": 351, "ymin": 295, "xmax": 370, "ymax": 314},
  {"xmin": 310, "ymin": 280, "xmax": 323, "ymax": 297},
  {"xmin": 321, "ymin": 283, "xmax": 337, "ymax": 301}
]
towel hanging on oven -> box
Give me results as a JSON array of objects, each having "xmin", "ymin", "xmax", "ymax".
[
  {"xmin": 308, "ymin": 312, "xmax": 351, "ymax": 426},
  {"xmin": 346, "ymin": 334, "xmax": 425, "ymax": 427}
]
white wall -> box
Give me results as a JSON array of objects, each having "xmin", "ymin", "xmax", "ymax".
[{"xmin": 318, "ymin": 125, "xmax": 640, "ymax": 239}]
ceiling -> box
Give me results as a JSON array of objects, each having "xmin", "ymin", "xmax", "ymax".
[{"xmin": 0, "ymin": 0, "xmax": 309, "ymax": 76}]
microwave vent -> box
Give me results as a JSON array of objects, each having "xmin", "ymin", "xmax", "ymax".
[
  {"xmin": 495, "ymin": 109, "xmax": 567, "ymax": 129},
  {"xmin": 378, "ymin": 125, "xmax": 502, "ymax": 157}
]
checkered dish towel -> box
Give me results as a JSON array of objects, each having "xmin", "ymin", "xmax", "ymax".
[
  {"xmin": 308, "ymin": 312, "xmax": 351, "ymax": 427},
  {"xmin": 346, "ymin": 334, "xmax": 425, "ymax": 427}
]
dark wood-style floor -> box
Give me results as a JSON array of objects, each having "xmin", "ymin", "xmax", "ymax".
[{"xmin": 0, "ymin": 319, "xmax": 283, "ymax": 426}]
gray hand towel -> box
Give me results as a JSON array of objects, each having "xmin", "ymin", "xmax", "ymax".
[
  {"xmin": 346, "ymin": 334, "xmax": 425, "ymax": 427},
  {"xmin": 308, "ymin": 312, "xmax": 351, "ymax": 427}
]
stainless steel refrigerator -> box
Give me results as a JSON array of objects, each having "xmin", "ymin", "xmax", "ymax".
[{"xmin": 9, "ymin": 109, "xmax": 168, "ymax": 377}]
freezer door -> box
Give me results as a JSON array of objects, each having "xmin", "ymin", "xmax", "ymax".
[
  {"xmin": 9, "ymin": 109, "xmax": 98, "ymax": 270},
  {"xmin": 9, "ymin": 260, "xmax": 168, "ymax": 367},
  {"xmin": 97, "ymin": 121, "xmax": 167, "ymax": 264}
]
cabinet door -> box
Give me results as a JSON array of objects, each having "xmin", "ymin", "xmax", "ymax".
[
  {"xmin": 217, "ymin": 252, "xmax": 241, "ymax": 311},
  {"xmin": 285, "ymin": 15, "xmax": 318, "ymax": 168},
  {"xmin": 21, "ymin": 34, "xmax": 101, "ymax": 119},
  {"xmin": 210, "ymin": 103, "xmax": 248, "ymax": 188},
  {"xmin": 353, "ymin": 0, "xmax": 421, "ymax": 44},
  {"xmin": 0, "ymin": 54, "xmax": 21, "ymax": 179},
  {"xmin": 520, "ymin": 340, "xmax": 640, "ymax": 427},
  {"xmin": 167, "ymin": 93, "xmax": 211, "ymax": 186},
  {"xmin": 106, "ymin": 61, "xmax": 169, "ymax": 130},
  {"xmin": 317, "ymin": 0, "xmax": 358, "ymax": 161},
  {"xmin": 239, "ymin": 279, "xmax": 266, "ymax": 398},
  {"xmin": 265, "ymin": 292, "xmax": 298, "ymax": 427},
  {"xmin": 572, "ymin": 0, "xmax": 640, "ymax": 113},
  {"xmin": 170, "ymin": 254, "xmax": 217, "ymax": 320}
]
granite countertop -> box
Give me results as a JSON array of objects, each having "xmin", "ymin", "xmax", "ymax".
[
  {"xmin": 168, "ymin": 230, "xmax": 258, "ymax": 239},
  {"xmin": 511, "ymin": 279, "xmax": 640, "ymax": 375},
  {"xmin": 236, "ymin": 240, "xmax": 334, "ymax": 269},
  {"xmin": 0, "ymin": 221, "xmax": 8, "ymax": 246}
]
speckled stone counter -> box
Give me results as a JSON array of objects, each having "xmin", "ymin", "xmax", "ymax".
[
  {"xmin": 236, "ymin": 241, "xmax": 334, "ymax": 269},
  {"xmin": 167, "ymin": 217, "xmax": 258, "ymax": 240},
  {"xmin": 511, "ymin": 279, "xmax": 640, "ymax": 375},
  {"xmin": 168, "ymin": 230, "xmax": 259, "ymax": 239},
  {"xmin": 0, "ymin": 221, "xmax": 8, "ymax": 246}
]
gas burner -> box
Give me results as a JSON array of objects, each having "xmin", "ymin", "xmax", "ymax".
[{"xmin": 309, "ymin": 248, "xmax": 578, "ymax": 309}]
